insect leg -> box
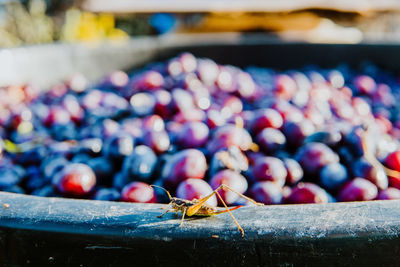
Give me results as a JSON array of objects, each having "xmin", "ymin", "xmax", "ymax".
[
  {"xmin": 218, "ymin": 184, "xmax": 264, "ymax": 206},
  {"xmin": 186, "ymin": 183, "xmax": 263, "ymax": 218},
  {"xmin": 179, "ymin": 208, "xmax": 187, "ymax": 227},
  {"xmin": 186, "ymin": 192, "xmax": 218, "ymax": 216},
  {"xmin": 157, "ymin": 208, "xmax": 174, "ymax": 218},
  {"xmin": 214, "ymin": 190, "xmax": 245, "ymax": 237},
  {"xmin": 212, "ymin": 205, "xmax": 242, "ymax": 215}
]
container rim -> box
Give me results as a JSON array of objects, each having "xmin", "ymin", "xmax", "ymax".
[{"xmin": 1, "ymin": 190, "xmax": 400, "ymax": 240}]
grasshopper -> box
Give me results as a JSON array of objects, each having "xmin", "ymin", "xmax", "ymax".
[{"xmin": 151, "ymin": 184, "xmax": 263, "ymax": 237}]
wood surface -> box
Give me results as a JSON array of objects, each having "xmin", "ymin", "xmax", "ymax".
[{"xmin": 1, "ymin": 191, "xmax": 400, "ymax": 266}]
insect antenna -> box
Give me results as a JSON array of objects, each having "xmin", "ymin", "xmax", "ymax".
[{"xmin": 150, "ymin": 185, "xmax": 172, "ymax": 200}]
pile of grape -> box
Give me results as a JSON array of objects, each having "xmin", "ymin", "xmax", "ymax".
[{"xmin": 2, "ymin": 52, "xmax": 400, "ymax": 205}]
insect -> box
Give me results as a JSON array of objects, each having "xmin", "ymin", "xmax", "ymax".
[{"xmin": 151, "ymin": 184, "xmax": 263, "ymax": 237}]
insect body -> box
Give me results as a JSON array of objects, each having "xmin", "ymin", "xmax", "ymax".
[{"xmin": 151, "ymin": 184, "xmax": 263, "ymax": 237}]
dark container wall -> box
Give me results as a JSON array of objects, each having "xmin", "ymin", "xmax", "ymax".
[{"xmin": 2, "ymin": 34, "xmax": 400, "ymax": 266}]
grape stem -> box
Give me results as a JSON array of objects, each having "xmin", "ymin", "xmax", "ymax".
[{"xmin": 362, "ymin": 128, "xmax": 400, "ymax": 179}]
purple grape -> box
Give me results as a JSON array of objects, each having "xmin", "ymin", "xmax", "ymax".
[
  {"xmin": 250, "ymin": 156, "xmax": 287, "ymax": 187},
  {"xmin": 256, "ymin": 128, "xmax": 286, "ymax": 155},
  {"xmin": 295, "ymin": 142, "xmax": 339, "ymax": 176},
  {"xmin": 162, "ymin": 149, "xmax": 207, "ymax": 188},
  {"xmin": 337, "ymin": 178, "xmax": 378, "ymax": 202},
  {"xmin": 250, "ymin": 108, "xmax": 283, "ymax": 135},
  {"xmin": 52, "ymin": 163, "xmax": 96, "ymax": 197},
  {"xmin": 285, "ymin": 183, "xmax": 330, "ymax": 204},
  {"xmin": 352, "ymin": 157, "xmax": 388, "ymax": 190},
  {"xmin": 176, "ymin": 122, "xmax": 209, "ymax": 148},
  {"xmin": 249, "ymin": 181, "xmax": 283, "ymax": 204},
  {"xmin": 377, "ymin": 187, "xmax": 400, "ymax": 200},
  {"xmin": 282, "ymin": 119, "xmax": 315, "ymax": 148},
  {"xmin": 283, "ymin": 158, "xmax": 303, "ymax": 185},
  {"xmin": 209, "ymin": 169, "xmax": 248, "ymax": 205},
  {"xmin": 319, "ymin": 162, "xmax": 349, "ymax": 190},
  {"xmin": 176, "ymin": 178, "xmax": 217, "ymax": 206},
  {"xmin": 121, "ymin": 181, "xmax": 157, "ymax": 203}
]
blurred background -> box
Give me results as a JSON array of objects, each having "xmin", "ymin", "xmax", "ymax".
[{"xmin": 2, "ymin": 0, "xmax": 400, "ymax": 48}]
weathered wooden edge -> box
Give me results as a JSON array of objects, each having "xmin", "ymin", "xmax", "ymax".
[{"xmin": 1, "ymin": 191, "xmax": 400, "ymax": 266}]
